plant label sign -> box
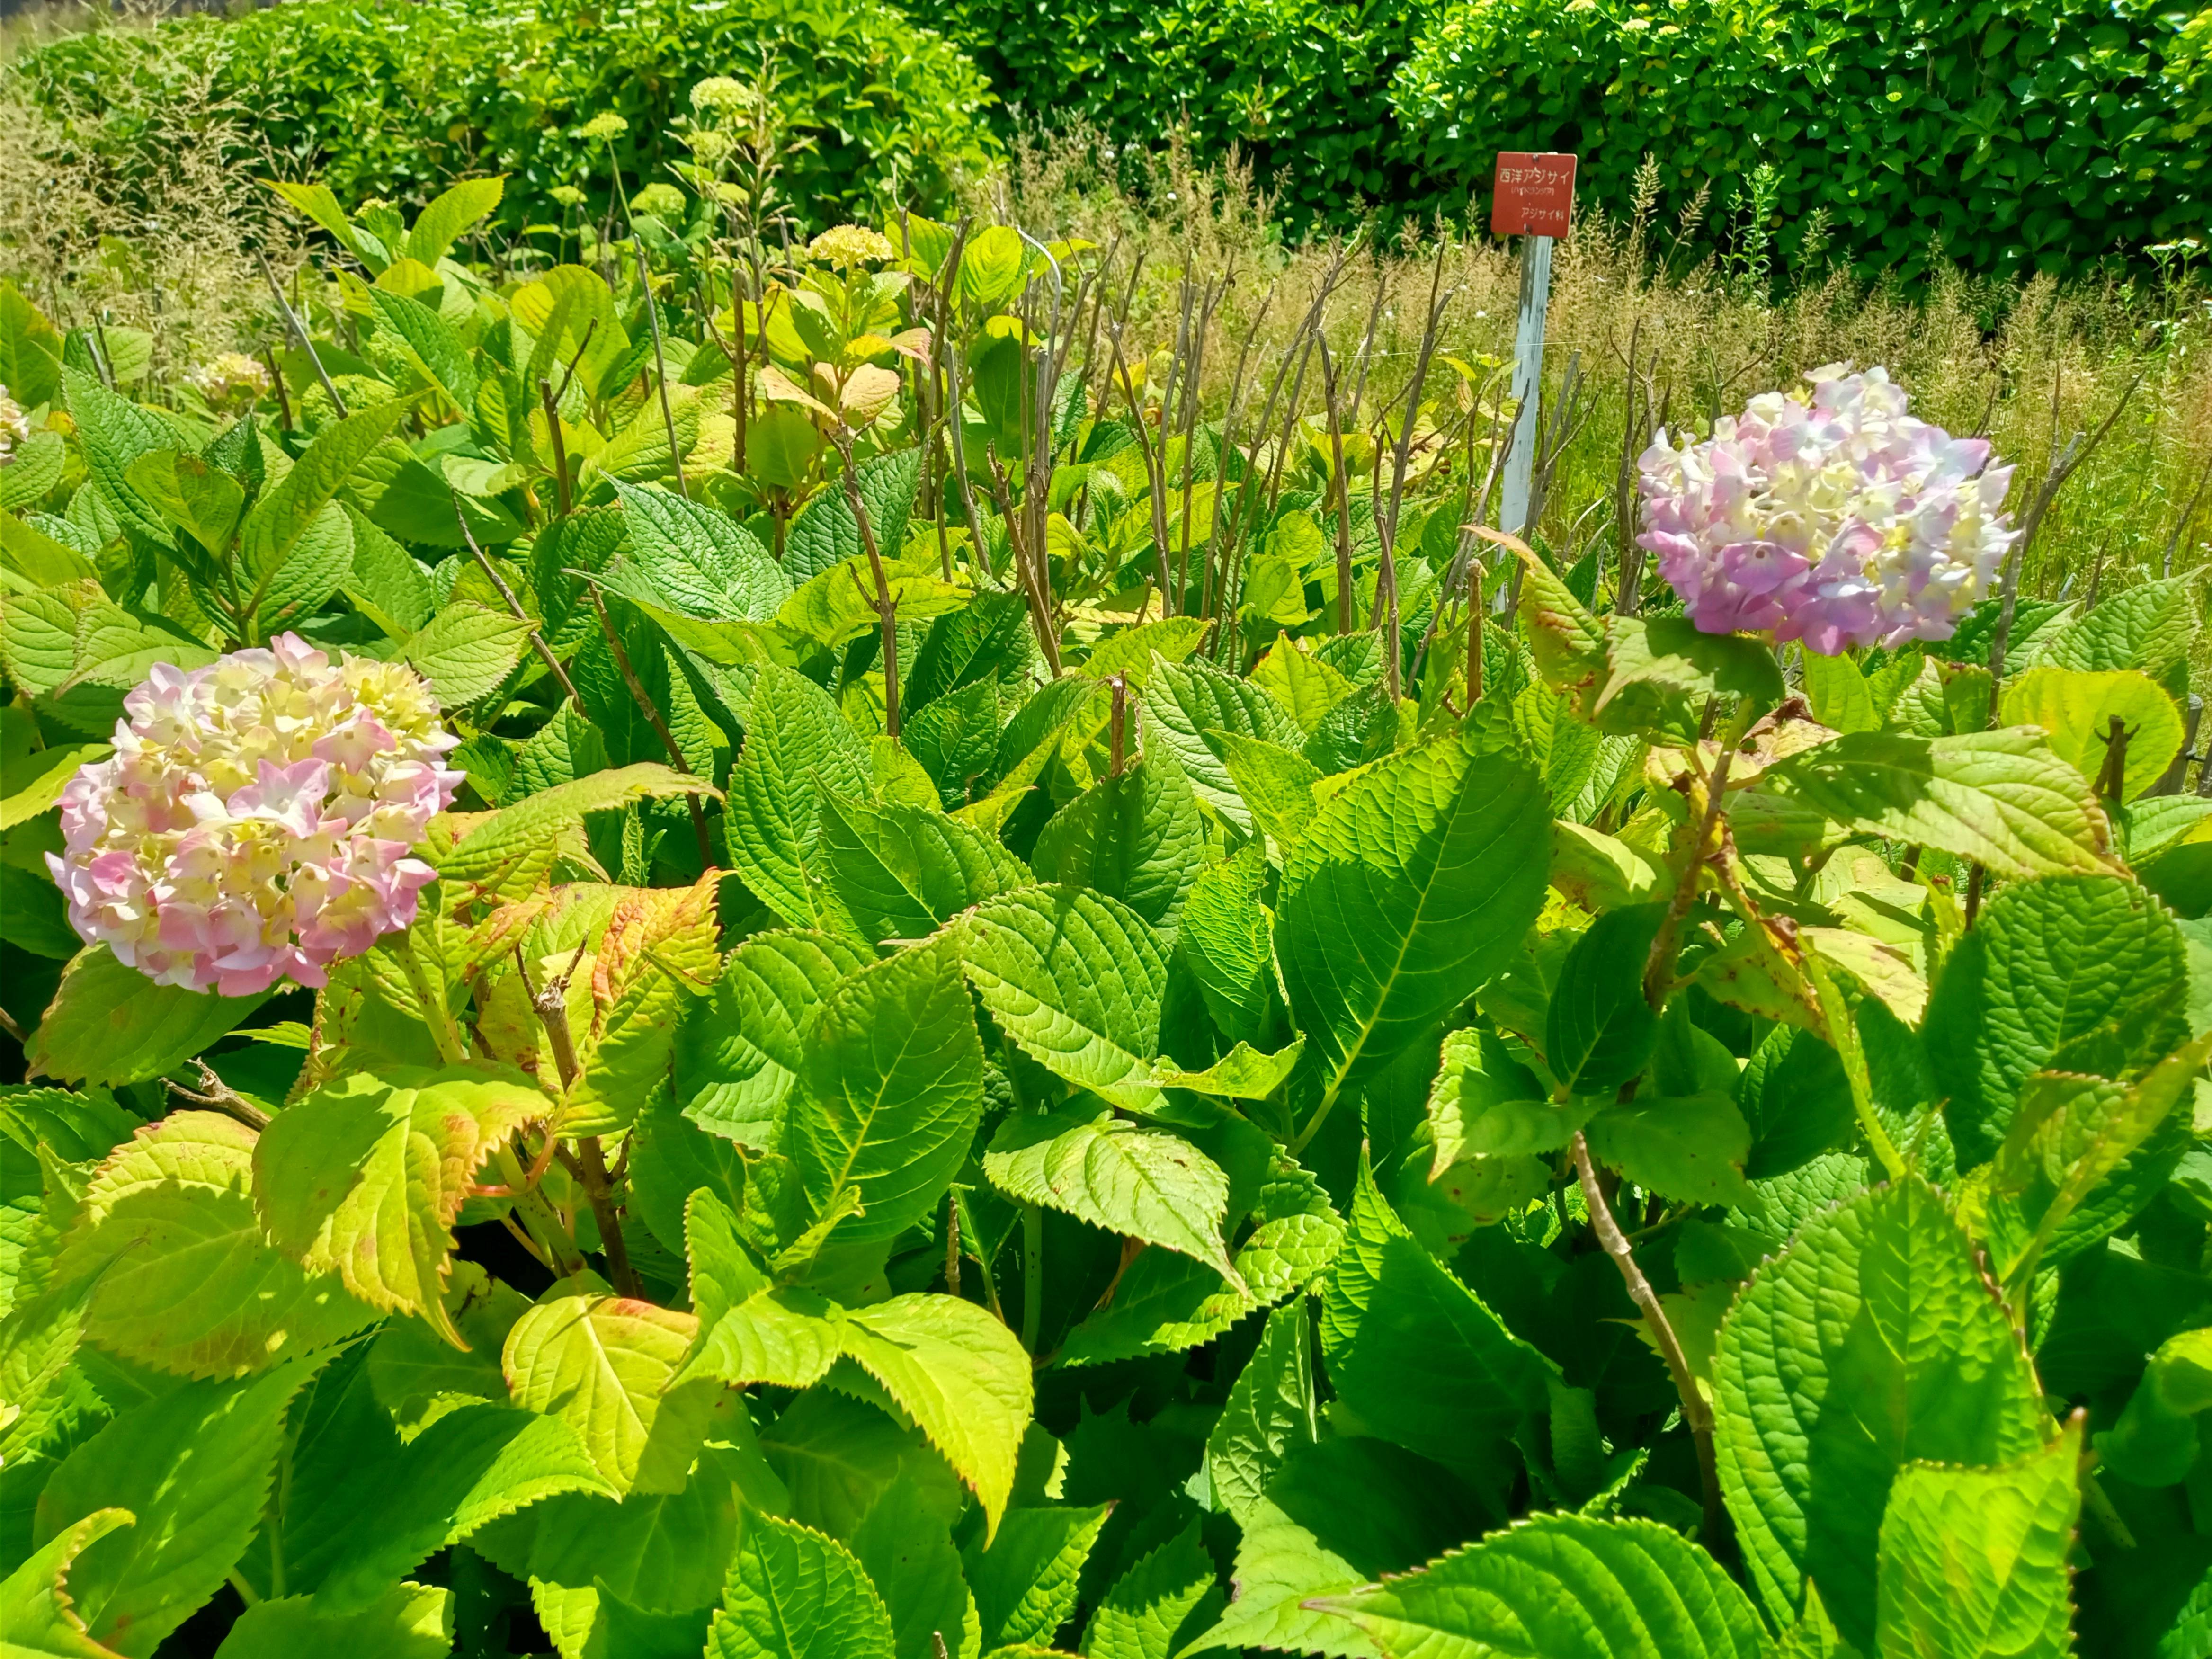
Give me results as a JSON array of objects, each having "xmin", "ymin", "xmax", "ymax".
[
  {"xmin": 1492, "ymin": 152, "xmax": 1577, "ymax": 238},
  {"xmin": 1495, "ymin": 152, "xmax": 1575, "ymax": 535}
]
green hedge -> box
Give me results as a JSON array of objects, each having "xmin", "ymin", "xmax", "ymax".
[
  {"xmin": 16, "ymin": 0, "xmax": 1001, "ymax": 237},
  {"xmin": 19, "ymin": 0, "xmax": 2211, "ymax": 276},
  {"xmin": 1388, "ymin": 0, "xmax": 2212, "ymax": 282},
  {"xmin": 925, "ymin": 0, "xmax": 2212, "ymax": 277},
  {"xmin": 941, "ymin": 0, "xmax": 1438, "ymax": 225}
]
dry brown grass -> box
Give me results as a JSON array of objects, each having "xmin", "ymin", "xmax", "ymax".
[{"xmin": 0, "ymin": 14, "xmax": 298, "ymax": 389}]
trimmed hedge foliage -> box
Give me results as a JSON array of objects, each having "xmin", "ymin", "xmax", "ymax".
[
  {"xmin": 928, "ymin": 0, "xmax": 2212, "ymax": 277},
  {"xmin": 1388, "ymin": 0, "xmax": 2212, "ymax": 282},
  {"xmin": 17, "ymin": 0, "xmax": 2212, "ymax": 276},
  {"xmin": 16, "ymin": 0, "xmax": 1001, "ymax": 234}
]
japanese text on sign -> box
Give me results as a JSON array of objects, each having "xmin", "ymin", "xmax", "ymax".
[{"xmin": 1492, "ymin": 152, "xmax": 1578, "ymax": 238}]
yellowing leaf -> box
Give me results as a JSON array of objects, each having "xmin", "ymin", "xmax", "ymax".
[
  {"xmin": 57, "ymin": 1113, "xmax": 376, "ymax": 1379},
  {"xmin": 502, "ymin": 1279, "xmax": 718, "ymax": 1497},
  {"xmin": 254, "ymin": 1066, "xmax": 549, "ymax": 1343},
  {"xmin": 2000, "ymin": 665, "xmax": 2185, "ymax": 801},
  {"xmin": 838, "ymin": 1293, "xmax": 1034, "ymax": 1538}
]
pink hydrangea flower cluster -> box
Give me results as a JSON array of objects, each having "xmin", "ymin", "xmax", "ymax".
[
  {"xmin": 49, "ymin": 634, "xmax": 464, "ymax": 997},
  {"xmin": 1635, "ymin": 365, "xmax": 2019, "ymax": 654}
]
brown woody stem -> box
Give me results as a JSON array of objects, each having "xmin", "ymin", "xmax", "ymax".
[
  {"xmin": 527, "ymin": 964, "xmax": 640, "ymax": 1295},
  {"xmin": 1571, "ymin": 1131, "xmax": 1725, "ymax": 1545}
]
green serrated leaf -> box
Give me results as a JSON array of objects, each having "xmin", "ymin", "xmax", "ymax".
[
  {"xmin": 963, "ymin": 1504, "xmax": 1110, "ymax": 1651},
  {"xmin": 760, "ymin": 1388, "xmax": 963, "ymax": 1540},
  {"xmin": 61, "ymin": 367, "xmax": 179, "ymax": 548},
  {"xmin": 0, "ymin": 1504, "xmax": 135, "ymax": 1657},
  {"xmin": 1874, "ymin": 1423, "xmax": 2081, "ymax": 1659},
  {"xmin": 502, "ymin": 1278, "xmax": 717, "ymax": 1496},
  {"xmin": 1545, "ymin": 903, "xmax": 1664, "ymax": 1097},
  {"xmin": 2001, "ymin": 666, "xmax": 2184, "ymax": 802},
  {"xmin": 1976, "ymin": 1033, "xmax": 2212, "ymax": 1285},
  {"xmin": 405, "ymin": 177, "xmax": 504, "ymax": 265},
  {"xmin": 213, "ymin": 1581, "xmax": 454, "ymax": 1658},
  {"xmin": 785, "ymin": 448, "xmax": 923, "ymax": 582},
  {"xmin": 789, "ymin": 936, "xmax": 984, "ymax": 1244},
  {"xmin": 838, "ymin": 1293, "xmax": 1034, "ymax": 1536},
  {"xmin": 1144, "ymin": 1037, "xmax": 1305, "ymax": 1102},
  {"xmin": 2023, "ymin": 576, "xmax": 2196, "ymax": 681},
  {"xmin": 1923, "ymin": 874, "xmax": 2190, "ymax": 1168},
  {"xmin": 709, "ymin": 1511, "xmax": 898, "ymax": 1659},
  {"xmin": 1203, "ymin": 1298, "xmax": 1316, "ymax": 1526},
  {"xmin": 33, "ymin": 1359, "xmax": 325, "ymax": 1657},
  {"xmin": 239, "ymin": 401, "xmax": 411, "ymax": 624},
  {"xmin": 1587, "ymin": 1092, "xmax": 1753, "ymax": 1206},
  {"xmin": 1084, "ymin": 1522, "xmax": 1220, "ymax": 1659},
  {"xmin": 1188, "ymin": 1437, "xmax": 1483, "ymax": 1659},
  {"xmin": 1144, "ymin": 652, "xmax": 1304, "ymax": 830},
  {"xmin": 1745, "ymin": 728, "xmax": 2118, "ymax": 881},
  {"xmin": 677, "ymin": 929, "xmax": 872, "ymax": 1148},
  {"xmin": 1175, "ymin": 844, "xmax": 1276, "ymax": 1047},
  {"xmin": 616, "ymin": 479, "xmax": 792, "ymax": 624},
  {"xmin": 1032, "ymin": 753, "xmax": 1205, "ymax": 928},
  {"xmin": 254, "ymin": 1065, "xmax": 548, "ymax": 1340},
  {"xmin": 369, "ymin": 287, "xmax": 478, "ymax": 414},
  {"xmin": 57, "ymin": 1111, "xmax": 375, "ymax": 1379},
  {"xmin": 1279, "ymin": 740, "xmax": 1550, "ymax": 1115},
  {"xmin": 820, "ymin": 789, "xmax": 1032, "ymax": 943},
  {"xmin": 439, "ymin": 762, "xmax": 714, "ymax": 897},
  {"xmin": 1426, "ymin": 1026, "xmax": 1581, "ymax": 1170},
  {"xmin": 729, "ymin": 664, "xmax": 872, "ymax": 928},
  {"xmin": 1212, "ymin": 730, "xmax": 1325, "ymax": 852},
  {"xmin": 851, "ymin": 1476, "xmax": 981, "ymax": 1659},
  {"xmin": 1315, "ymin": 1509, "xmax": 1774, "ymax": 1659},
  {"xmin": 985, "ymin": 1106, "xmax": 1239, "ymax": 1284},
  {"xmin": 1321, "ymin": 1161, "xmax": 1549, "ymax": 1477},
  {"xmin": 365, "ymin": 1259, "xmax": 529, "ymax": 1434},
  {"xmin": 28, "ymin": 946, "xmax": 266, "ymax": 1088},
  {"xmin": 401, "ymin": 600, "xmax": 538, "ymax": 709},
  {"xmin": 1799, "ymin": 650, "xmax": 1879, "ymax": 735},
  {"xmin": 960, "ymin": 885, "xmax": 1170, "ymax": 1115},
  {"xmin": 1713, "ymin": 1177, "xmax": 2048, "ymax": 1649},
  {"xmin": 0, "ymin": 279, "xmax": 64, "ymax": 409},
  {"xmin": 2100, "ymin": 1326, "xmax": 2212, "ymax": 1487}
]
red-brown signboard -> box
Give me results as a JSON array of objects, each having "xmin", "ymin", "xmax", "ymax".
[{"xmin": 1492, "ymin": 152, "xmax": 1578, "ymax": 238}]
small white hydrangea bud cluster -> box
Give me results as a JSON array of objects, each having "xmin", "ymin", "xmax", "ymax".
[
  {"xmin": 0, "ymin": 384, "xmax": 27, "ymax": 466},
  {"xmin": 187, "ymin": 352, "xmax": 274, "ymax": 413},
  {"xmin": 49, "ymin": 634, "xmax": 464, "ymax": 997}
]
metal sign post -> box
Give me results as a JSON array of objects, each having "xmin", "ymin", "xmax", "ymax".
[{"xmin": 1491, "ymin": 152, "xmax": 1578, "ymax": 540}]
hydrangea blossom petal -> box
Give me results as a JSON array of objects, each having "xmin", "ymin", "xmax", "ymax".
[
  {"xmin": 46, "ymin": 633, "xmax": 462, "ymax": 996},
  {"xmin": 1635, "ymin": 366, "xmax": 2019, "ymax": 653}
]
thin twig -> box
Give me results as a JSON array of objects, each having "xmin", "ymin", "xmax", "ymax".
[
  {"xmin": 835, "ymin": 430, "xmax": 903, "ymax": 737},
  {"xmin": 167, "ymin": 1060, "xmax": 272, "ymax": 1131},
  {"xmin": 256, "ymin": 251, "xmax": 344, "ymax": 417},
  {"xmin": 454, "ymin": 490, "xmax": 585, "ymax": 711},
  {"xmin": 1317, "ymin": 337, "xmax": 1357, "ymax": 634},
  {"xmin": 1985, "ymin": 368, "xmax": 2145, "ymax": 722},
  {"xmin": 585, "ymin": 588, "xmax": 715, "ymax": 866},
  {"xmin": 1572, "ymin": 1131, "xmax": 1725, "ymax": 1545},
  {"xmin": 631, "ymin": 241, "xmax": 689, "ymax": 499}
]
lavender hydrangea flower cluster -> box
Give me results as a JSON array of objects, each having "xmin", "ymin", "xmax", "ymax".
[
  {"xmin": 1635, "ymin": 365, "xmax": 2019, "ymax": 654},
  {"xmin": 49, "ymin": 634, "xmax": 464, "ymax": 997}
]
